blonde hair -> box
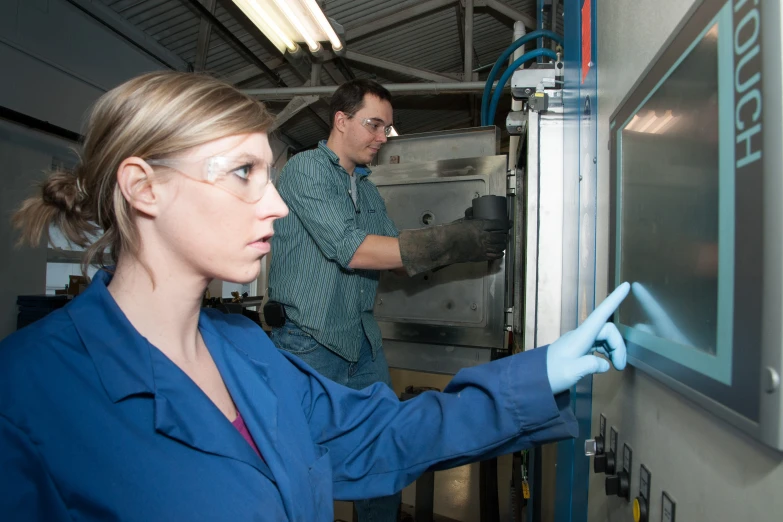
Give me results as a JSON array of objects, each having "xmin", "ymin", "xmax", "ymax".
[{"xmin": 13, "ymin": 71, "xmax": 274, "ymax": 274}]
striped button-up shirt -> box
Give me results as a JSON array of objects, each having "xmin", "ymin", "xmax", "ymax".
[{"xmin": 268, "ymin": 141, "xmax": 399, "ymax": 362}]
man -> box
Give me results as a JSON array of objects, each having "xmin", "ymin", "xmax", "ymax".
[{"xmin": 268, "ymin": 79, "xmax": 509, "ymax": 521}]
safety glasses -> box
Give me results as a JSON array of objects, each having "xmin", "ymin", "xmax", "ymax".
[
  {"xmin": 345, "ymin": 113, "xmax": 393, "ymax": 137},
  {"xmin": 146, "ymin": 155, "xmax": 279, "ymax": 203}
]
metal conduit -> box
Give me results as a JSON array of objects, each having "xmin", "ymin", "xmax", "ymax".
[{"xmin": 242, "ymin": 81, "xmax": 504, "ymax": 99}]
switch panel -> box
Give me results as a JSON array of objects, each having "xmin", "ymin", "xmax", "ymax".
[{"xmin": 662, "ymin": 492, "xmax": 676, "ymax": 522}]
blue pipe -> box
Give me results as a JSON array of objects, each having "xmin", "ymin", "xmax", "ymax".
[
  {"xmin": 480, "ymin": 29, "xmax": 563, "ymax": 126},
  {"xmin": 486, "ymin": 48, "xmax": 558, "ymax": 127}
]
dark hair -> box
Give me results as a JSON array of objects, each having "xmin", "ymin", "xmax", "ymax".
[{"xmin": 329, "ymin": 79, "xmax": 392, "ymax": 129}]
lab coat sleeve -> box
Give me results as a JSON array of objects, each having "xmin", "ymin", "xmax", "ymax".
[
  {"xmin": 290, "ymin": 345, "xmax": 577, "ymax": 500},
  {"xmin": 0, "ymin": 415, "xmax": 70, "ymax": 521},
  {"xmin": 278, "ymin": 157, "xmax": 367, "ymax": 269}
]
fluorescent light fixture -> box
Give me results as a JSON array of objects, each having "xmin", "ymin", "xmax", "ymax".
[
  {"xmin": 272, "ymin": 0, "xmax": 320, "ymax": 52},
  {"xmin": 232, "ymin": 0, "xmax": 297, "ymax": 53},
  {"xmin": 302, "ymin": 0, "xmax": 343, "ymax": 51},
  {"xmin": 232, "ymin": 0, "xmax": 342, "ymax": 54}
]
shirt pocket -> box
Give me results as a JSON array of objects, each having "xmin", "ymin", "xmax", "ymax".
[{"xmin": 308, "ymin": 444, "xmax": 333, "ymax": 520}]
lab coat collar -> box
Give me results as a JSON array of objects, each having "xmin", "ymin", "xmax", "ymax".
[
  {"xmin": 67, "ymin": 270, "xmax": 278, "ymax": 481},
  {"xmin": 67, "ymin": 268, "xmax": 155, "ymax": 403}
]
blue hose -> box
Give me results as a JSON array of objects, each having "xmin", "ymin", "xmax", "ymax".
[
  {"xmin": 486, "ymin": 48, "xmax": 558, "ymax": 127},
  {"xmin": 480, "ymin": 29, "xmax": 563, "ymax": 126}
]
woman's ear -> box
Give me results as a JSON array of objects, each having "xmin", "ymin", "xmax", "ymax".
[{"xmin": 116, "ymin": 157, "xmax": 161, "ymax": 217}]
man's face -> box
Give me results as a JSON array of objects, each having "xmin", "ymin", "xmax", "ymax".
[{"xmin": 342, "ymin": 94, "xmax": 393, "ymax": 166}]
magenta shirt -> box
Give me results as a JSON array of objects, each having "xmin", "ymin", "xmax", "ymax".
[{"xmin": 231, "ymin": 410, "xmax": 261, "ymax": 458}]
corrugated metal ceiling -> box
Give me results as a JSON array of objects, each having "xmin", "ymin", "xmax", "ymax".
[{"xmin": 98, "ymin": 0, "xmax": 563, "ymax": 149}]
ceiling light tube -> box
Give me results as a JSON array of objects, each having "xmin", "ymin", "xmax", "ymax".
[
  {"xmin": 232, "ymin": 0, "xmax": 298, "ymax": 53},
  {"xmin": 272, "ymin": 0, "xmax": 320, "ymax": 52},
  {"xmin": 302, "ymin": 0, "xmax": 344, "ymax": 51}
]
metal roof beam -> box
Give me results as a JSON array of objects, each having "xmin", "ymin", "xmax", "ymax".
[
  {"xmin": 64, "ymin": 0, "xmax": 191, "ymax": 71},
  {"xmin": 224, "ymin": 59, "xmax": 285, "ymax": 84},
  {"xmin": 345, "ymin": 0, "xmax": 457, "ymax": 41},
  {"xmin": 194, "ymin": 0, "xmax": 217, "ymax": 71},
  {"xmin": 344, "ymin": 51, "xmax": 459, "ymax": 83},
  {"xmin": 270, "ymin": 95, "xmax": 320, "ymax": 132},
  {"xmin": 322, "ymin": 62, "xmax": 348, "ymax": 84},
  {"xmin": 182, "ymin": 0, "xmax": 286, "ymax": 86},
  {"xmin": 463, "ymin": 0, "xmax": 473, "ymax": 79},
  {"xmin": 244, "ymin": 81, "xmax": 504, "ymax": 99},
  {"xmin": 474, "ymin": 0, "xmax": 537, "ymax": 30}
]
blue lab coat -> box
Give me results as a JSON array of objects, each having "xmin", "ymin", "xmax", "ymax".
[{"xmin": 0, "ymin": 270, "xmax": 577, "ymax": 521}]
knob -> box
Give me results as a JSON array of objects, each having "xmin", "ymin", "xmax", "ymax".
[
  {"xmin": 594, "ymin": 435, "xmax": 605, "ymax": 454},
  {"xmin": 605, "ymin": 470, "xmax": 630, "ymax": 500},
  {"xmin": 605, "ymin": 450, "xmax": 616, "ymax": 475},
  {"xmin": 633, "ymin": 496, "xmax": 649, "ymax": 522},
  {"xmin": 593, "ymin": 453, "xmax": 607, "ymax": 473}
]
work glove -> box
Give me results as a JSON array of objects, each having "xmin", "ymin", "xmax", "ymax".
[
  {"xmin": 398, "ymin": 217, "xmax": 510, "ymax": 277},
  {"xmin": 546, "ymin": 282, "xmax": 631, "ymax": 395}
]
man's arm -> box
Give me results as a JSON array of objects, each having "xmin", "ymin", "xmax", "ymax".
[{"xmin": 348, "ymin": 235, "xmax": 403, "ymax": 270}]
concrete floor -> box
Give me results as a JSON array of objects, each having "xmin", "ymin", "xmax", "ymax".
[{"xmin": 333, "ymin": 368, "xmax": 518, "ymax": 522}]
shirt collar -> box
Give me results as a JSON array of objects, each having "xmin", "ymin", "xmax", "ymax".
[{"xmin": 317, "ymin": 140, "xmax": 372, "ymax": 178}]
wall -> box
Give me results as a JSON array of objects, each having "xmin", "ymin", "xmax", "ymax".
[
  {"xmin": 591, "ymin": 0, "xmax": 783, "ymax": 521},
  {"xmin": 0, "ymin": 122, "xmax": 72, "ymax": 336},
  {"xmin": 0, "ymin": 0, "xmax": 290, "ymax": 335},
  {"xmin": 0, "ymin": 0, "xmax": 168, "ymax": 339},
  {"xmin": 0, "ymin": 0, "xmax": 165, "ymax": 133}
]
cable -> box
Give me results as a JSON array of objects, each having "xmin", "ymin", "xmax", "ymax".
[
  {"xmin": 487, "ymin": 48, "xmax": 558, "ymax": 126},
  {"xmin": 480, "ymin": 29, "xmax": 563, "ymax": 126}
]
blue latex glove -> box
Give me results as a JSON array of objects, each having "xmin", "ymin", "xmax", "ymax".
[{"xmin": 546, "ymin": 282, "xmax": 631, "ymax": 394}]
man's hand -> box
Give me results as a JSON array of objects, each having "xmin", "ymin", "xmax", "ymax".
[{"xmin": 397, "ymin": 217, "xmax": 510, "ymax": 276}]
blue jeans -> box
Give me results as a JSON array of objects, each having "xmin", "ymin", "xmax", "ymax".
[{"xmin": 270, "ymin": 323, "xmax": 401, "ymax": 522}]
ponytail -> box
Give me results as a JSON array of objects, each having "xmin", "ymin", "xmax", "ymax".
[{"xmin": 12, "ymin": 167, "xmax": 100, "ymax": 271}]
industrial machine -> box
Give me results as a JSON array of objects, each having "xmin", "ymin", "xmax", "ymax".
[{"xmin": 373, "ymin": 0, "xmax": 783, "ymax": 521}]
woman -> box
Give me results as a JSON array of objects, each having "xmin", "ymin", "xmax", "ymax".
[{"xmin": 0, "ymin": 71, "xmax": 629, "ymax": 521}]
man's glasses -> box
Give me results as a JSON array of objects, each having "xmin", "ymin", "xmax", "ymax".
[
  {"xmin": 347, "ymin": 114, "xmax": 393, "ymax": 137},
  {"xmin": 146, "ymin": 155, "xmax": 279, "ymax": 203}
]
